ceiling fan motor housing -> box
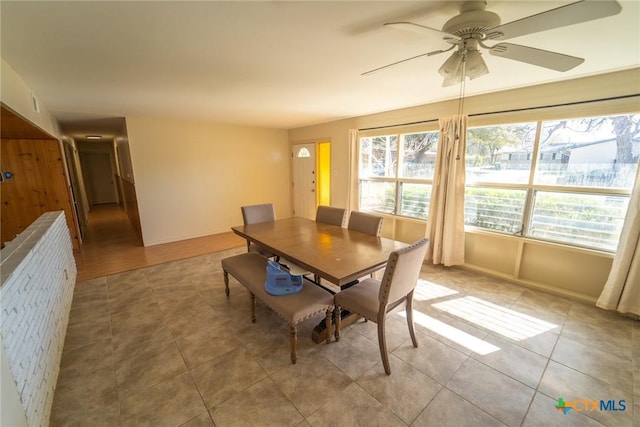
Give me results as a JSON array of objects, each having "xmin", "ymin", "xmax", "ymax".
[{"xmin": 442, "ymin": 0, "xmax": 501, "ymax": 37}]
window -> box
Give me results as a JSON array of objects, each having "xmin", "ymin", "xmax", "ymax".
[
  {"xmin": 358, "ymin": 113, "xmax": 638, "ymax": 252},
  {"xmin": 465, "ymin": 122, "xmax": 536, "ymax": 235},
  {"xmin": 529, "ymin": 192, "xmax": 629, "ymax": 249},
  {"xmin": 465, "ymin": 188, "xmax": 527, "ymax": 234},
  {"xmin": 466, "ymin": 122, "xmax": 537, "ymax": 185},
  {"xmin": 359, "ymin": 131, "xmax": 438, "ymax": 219},
  {"xmin": 464, "ymin": 114, "xmax": 639, "ymax": 251},
  {"xmin": 297, "ymin": 147, "xmax": 311, "ymax": 158}
]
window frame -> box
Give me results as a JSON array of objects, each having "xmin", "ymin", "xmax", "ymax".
[
  {"xmin": 357, "ymin": 105, "xmax": 639, "ymax": 253},
  {"xmin": 464, "ymin": 114, "xmax": 638, "ymax": 252},
  {"xmin": 358, "ymin": 128, "xmax": 438, "ymax": 220}
]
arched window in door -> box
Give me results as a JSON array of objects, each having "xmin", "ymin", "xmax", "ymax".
[{"xmin": 297, "ymin": 147, "xmax": 311, "ymax": 158}]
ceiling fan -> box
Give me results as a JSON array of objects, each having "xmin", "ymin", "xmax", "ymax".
[{"xmin": 363, "ymin": 0, "xmax": 622, "ymax": 86}]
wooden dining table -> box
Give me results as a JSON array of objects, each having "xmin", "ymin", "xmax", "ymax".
[{"xmin": 231, "ymin": 217, "xmax": 407, "ymax": 341}]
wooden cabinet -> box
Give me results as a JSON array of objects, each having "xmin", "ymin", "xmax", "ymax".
[{"xmin": 1, "ymin": 106, "xmax": 81, "ymax": 250}]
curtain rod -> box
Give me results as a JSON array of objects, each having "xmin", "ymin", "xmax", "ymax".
[{"xmin": 358, "ymin": 93, "xmax": 640, "ymax": 132}]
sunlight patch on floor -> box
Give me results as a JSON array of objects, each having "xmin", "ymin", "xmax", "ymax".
[
  {"xmin": 401, "ymin": 310, "xmax": 500, "ymax": 355},
  {"xmin": 432, "ymin": 296, "xmax": 558, "ymax": 341},
  {"xmin": 413, "ymin": 280, "xmax": 459, "ymax": 301}
]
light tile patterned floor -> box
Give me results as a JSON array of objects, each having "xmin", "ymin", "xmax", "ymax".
[{"xmin": 51, "ymin": 247, "xmax": 639, "ymax": 426}]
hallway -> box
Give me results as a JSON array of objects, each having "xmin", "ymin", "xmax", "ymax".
[{"xmin": 74, "ymin": 204, "xmax": 244, "ymax": 281}]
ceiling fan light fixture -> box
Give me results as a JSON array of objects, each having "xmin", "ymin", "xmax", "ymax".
[
  {"xmin": 442, "ymin": 73, "xmax": 464, "ymax": 87},
  {"xmin": 438, "ymin": 51, "xmax": 463, "ymax": 78},
  {"xmin": 465, "ymin": 49, "xmax": 489, "ymax": 79}
]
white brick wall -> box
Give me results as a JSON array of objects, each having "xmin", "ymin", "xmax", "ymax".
[{"xmin": 1, "ymin": 211, "xmax": 77, "ymax": 427}]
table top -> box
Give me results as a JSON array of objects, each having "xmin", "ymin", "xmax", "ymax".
[{"xmin": 232, "ymin": 217, "xmax": 407, "ymax": 286}]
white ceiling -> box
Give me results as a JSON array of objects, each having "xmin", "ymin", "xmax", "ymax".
[{"xmin": 1, "ymin": 1, "xmax": 639, "ymax": 139}]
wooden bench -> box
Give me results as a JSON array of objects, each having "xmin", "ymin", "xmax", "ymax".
[{"xmin": 221, "ymin": 252, "xmax": 334, "ymax": 364}]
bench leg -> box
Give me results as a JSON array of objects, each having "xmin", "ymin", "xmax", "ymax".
[
  {"xmin": 290, "ymin": 325, "xmax": 297, "ymax": 364},
  {"xmin": 223, "ymin": 270, "xmax": 230, "ymax": 297},
  {"xmin": 334, "ymin": 306, "xmax": 341, "ymax": 342},
  {"xmin": 250, "ymin": 292, "xmax": 256, "ymax": 323},
  {"xmin": 325, "ymin": 307, "xmax": 333, "ymax": 344}
]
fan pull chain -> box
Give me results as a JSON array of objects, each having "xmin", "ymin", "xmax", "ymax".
[
  {"xmin": 455, "ymin": 56, "xmax": 467, "ymax": 160},
  {"xmin": 457, "ymin": 56, "xmax": 467, "ymax": 119}
]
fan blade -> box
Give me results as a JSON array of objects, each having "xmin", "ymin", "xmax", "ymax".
[
  {"xmin": 488, "ymin": 0, "xmax": 622, "ymax": 40},
  {"xmin": 489, "ymin": 43, "xmax": 584, "ymax": 72},
  {"xmin": 362, "ymin": 50, "xmax": 441, "ymax": 76},
  {"xmin": 384, "ymin": 21, "xmax": 457, "ymax": 39}
]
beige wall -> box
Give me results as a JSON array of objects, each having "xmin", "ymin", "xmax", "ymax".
[
  {"xmin": 126, "ymin": 117, "xmax": 290, "ymax": 246},
  {"xmin": 1, "ymin": 58, "xmax": 60, "ymax": 138},
  {"xmin": 288, "ymin": 68, "xmax": 640, "ymax": 303}
]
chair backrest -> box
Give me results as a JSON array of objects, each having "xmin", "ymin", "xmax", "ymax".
[
  {"xmin": 316, "ymin": 205, "xmax": 346, "ymax": 227},
  {"xmin": 347, "ymin": 211, "xmax": 383, "ymax": 236},
  {"xmin": 241, "ymin": 203, "xmax": 275, "ymax": 225},
  {"xmin": 379, "ymin": 238, "xmax": 429, "ymax": 307}
]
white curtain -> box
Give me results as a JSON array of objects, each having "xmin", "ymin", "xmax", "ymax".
[
  {"xmin": 426, "ymin": 115, "xmax": 467, "ymax": 266},
  {"xmin": 347, "ymin": 129, "xmax": 359, "ymax": 214},
  {"xmin": 596, "ymin": 165, "xmax": 640, "ymax": 317}
]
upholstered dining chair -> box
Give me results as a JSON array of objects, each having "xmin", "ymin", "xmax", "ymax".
[
  {"xmin": 240, "ymin": 203, "xmax": 278, "ymax": 259},
  {"xmin": 347, "ymin": 211, "xmax": 383, "ymax": 236},
  {"xmin": 334, "ymin": 238, "xmax": 429, "ymax": 375},
  {"xmin": 315, "ymin": 205, "xmax": 346, "ymax": 227}
]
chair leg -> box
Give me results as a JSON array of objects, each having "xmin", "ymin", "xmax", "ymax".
[
  {"xmin": 325, "ymin": 307, "xmax": 333, "ymax": 344},
  {"xmin": 223, "ymin": 270, "xmax": 230, "ymax": 297},
  {"xmin": 250, "ymin": 292, "xmax": 256, "ymax": 323},
  {"xmin": 406, "ymin": 293, "xmax": 418, "ymax": 348},
  {"xmin": 334, "ymin": 306, "xmax": 341, "ymax": 341},
  {"xmin": 290, "ymin": 325, "xmax": 297, "ymax": 364},
  {"xmin": 377, "ymin": 312, "xmax": 391, "ymax": 375}
]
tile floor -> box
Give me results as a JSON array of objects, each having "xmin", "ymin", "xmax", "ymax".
[{"xmin": 51, "ymin": 247, "xmax": 639, "ymax": 426}]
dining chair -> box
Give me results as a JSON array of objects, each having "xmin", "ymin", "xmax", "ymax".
[
  {"xmin": 347, "ymin": 211, "xmax": 383, "ymax": 236},
  {"xmin": 334, "ymin": 238, "xmax": 429, "ymax": 375},
  {"xmin": 240, "ymin": 203, "xmax": 278, "ymax": 259},
  {"xmin": 348, "ymin": 210, "xmax": 384, "ymax": 279},
  {"xmin": 315, "ymin": 205, "xmax": 346, "ymax": 227}
]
